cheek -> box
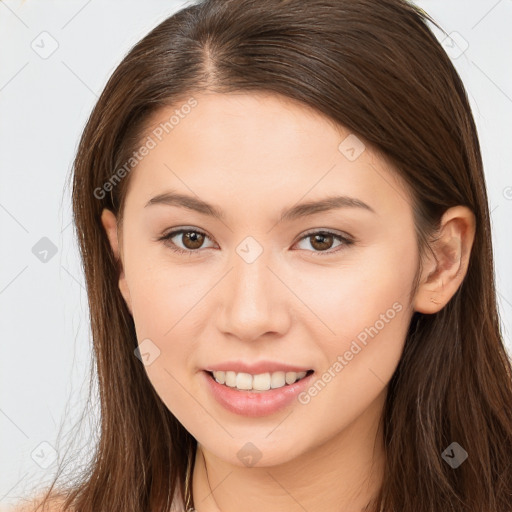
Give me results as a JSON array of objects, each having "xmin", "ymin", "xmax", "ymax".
[
  {"xmin": 294, "ymin": 242, "xmax": 417, "ymax": 343},
  {"xmin": 288, "ymin": 239, "xmax": 417, "ymax": 417},
  {"xmin": 122, "ymin": 236, "xmax": 204, "ymax": 337},
  {"xmin": 124, "ymin": 257, "xmax": 208, "ymax": 427},
  {"xmin": 288, "ymin": 254, "xmax": 414, "ymax": 449},
  {"xmin": 120, "ymin": 241, "xmax": 204, "ymax": 391}
]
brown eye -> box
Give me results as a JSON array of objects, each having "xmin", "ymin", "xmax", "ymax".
[
  {"xmin": 181, "ymin": 231, "xmax": 205, "ymax": 250},
  {"xmin": 295, "ymin": 230, "xmax": 354, "ymax": 256},
  {"xmin": 308, "ymin": 233, "xmax": 335, "ymax": 251},
  {"xmin": 158, "ymin": 228, "xmax": 215, "ymax": 255}
]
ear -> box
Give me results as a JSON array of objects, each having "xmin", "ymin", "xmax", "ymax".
[
  {"xmin": 100, "ymin": 208, "xmax": 133, "ymax": 315},
  {"xmin": 413, "ymin": 205, "xmax": 476, "ymax": 314}
]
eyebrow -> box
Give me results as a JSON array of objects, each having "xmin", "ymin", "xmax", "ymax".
[{"xmin": 144, "ymin": 190, "xmax": 376, "ymax": 222}]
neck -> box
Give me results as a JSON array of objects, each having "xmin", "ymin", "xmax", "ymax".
[{"xmin": 191, "ymin": 389, "xmax": 387, "ymax": 512}]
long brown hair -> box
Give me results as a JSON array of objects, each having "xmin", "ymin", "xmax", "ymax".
[{"xmin": 32, "ymin": 0, "xmax": 512, "ymax": 510}]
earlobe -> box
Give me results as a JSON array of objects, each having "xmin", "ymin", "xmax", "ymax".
[
  {"xmin": 100, "ymin": 208, "xmax": 133, "ymax": 315},
  {"xmin": 413, "ymin": 206, "xmax": 476, "ymax": 314}
]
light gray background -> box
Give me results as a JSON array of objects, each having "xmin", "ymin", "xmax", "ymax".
[{"xmin": 1, "ymin": 0, "xmax": 511, "ymax": 507}]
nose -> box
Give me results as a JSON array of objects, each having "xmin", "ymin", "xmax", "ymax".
[{"xmin": 215, "ymin": 249, "xmax": 291, "ymax": 342}]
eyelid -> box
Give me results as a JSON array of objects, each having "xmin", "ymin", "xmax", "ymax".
[{"xmin": 297, "ymin": 227, "xmax": 354, "ymax": 242}]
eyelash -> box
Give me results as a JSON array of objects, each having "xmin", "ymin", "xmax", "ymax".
[{"xmin": 157, "ymin": 228, "xmax": 354, "ymax": 257}]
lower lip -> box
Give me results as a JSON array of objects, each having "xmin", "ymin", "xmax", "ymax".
[{"xmin": 202, "ymin": 370, "xmax": 314, "ymax": 417}]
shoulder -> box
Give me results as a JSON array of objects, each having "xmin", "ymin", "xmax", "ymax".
[{"xmin": 2, "ymin": 493, "xmax": 69, "ymax": 512}]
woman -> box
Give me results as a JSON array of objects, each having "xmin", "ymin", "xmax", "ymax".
[{"xmin": 19, "ymin": 0, "xmax": 512, "ymax": 510}]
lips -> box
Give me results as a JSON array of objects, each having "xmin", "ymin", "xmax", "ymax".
[{"xmin": 202, "ymin": 368, "xmax": 315, "ymax": 417}]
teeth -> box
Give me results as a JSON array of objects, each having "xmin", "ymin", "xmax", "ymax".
[
  {"xmin": 225, "ymin": 371, "xmax": 236, "ymax": 387},
  {"xmin": 236, "ymin": 372, "xmax": 253, "ymax": 390},
  {"xmin": 212, "ymin": 370, "xmax": 308, "ymax": 391},
  {"xmin": 271, "ymin": 371, "xmax": 285, "ymax": 389},
  {"xmin": 285, "ymin": 372, "xmax": 297, "ymax": 385}
]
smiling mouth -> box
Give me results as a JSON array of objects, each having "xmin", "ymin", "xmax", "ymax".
[{"xmin": 206, "ymin": 369, "xmax": 314, "ymax": 392}]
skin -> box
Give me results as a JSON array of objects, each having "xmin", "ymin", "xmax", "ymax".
[{"xmin": 101, "ymin": 92, "xmax": 476, "ymax": 512}]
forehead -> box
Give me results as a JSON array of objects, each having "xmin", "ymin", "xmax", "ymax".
[
  {"xmin": 123, "ymin": 92, "xmax": 413, "ymax": 220},
  {"xmin": 141, "ymin": 91, "xmax": 346, "ymax": 161}
]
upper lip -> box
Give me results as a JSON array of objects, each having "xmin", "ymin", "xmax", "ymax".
[{"xmin": 204, "ymin": 360, "xmax": 313, "ymax": 375}]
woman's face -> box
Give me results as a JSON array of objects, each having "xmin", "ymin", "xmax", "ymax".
[{"xmin": 103, "ymin": 92, "xmax": 420, "ymax": 467}]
